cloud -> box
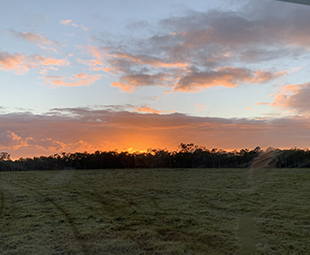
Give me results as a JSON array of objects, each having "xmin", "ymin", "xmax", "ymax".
[
  {"xmin": 0, "ymin": 130, "xmax": 24, "ymax": 149},
  {"xmin": 160, "ymin": 3, "xmax": 310, "ymax": 51},
  {"xmin": 255, "ymin": 102, "xmax": 269, "ymax": 106},
  {"xmin": 76, "ymin": 58, "xmax": 106, "ymax": 71},
  {"xmin": 195, "ymin": 103, "xmax": 208, "ymax": 112},
  {"xmin": 175, "ymin": 67, "xmax": 284, "ymax": 92},
  {"xmin": 70, "ymin": 140, "xmax": 95, "ymax": 152},
  {"xmin": 43, "ymin": 58, "xmax": 69, "ymax": 66},
  {"xmin": 0, "ymin": 50, "xmax": 70, "ymax": 74},
  {"xmin": 133, "ymin": 105, "xmax": 167, "ymax": 114},
  {"xmin": 87, "ymin": 2, "xmax": 306, "ymax": 93},
  {"xmin": 271, "ymin": 83, "xmax": 310, "ymax": 115},
  {"xmin": 0, "ymin": 51, "xmax": 29, "ymax": 74},
  {"xmin": 8, "ymin": 29, "xmax": 61, "ymax": 52},
  {"xmin": 111, "ymin": 73, "xmax": 169, "ymax": 92},
  {"xmin": 194, "ymin": 103, "xmax": 208, "ymax": 108},
  {"xmin": 8, "ymin": 29, "xmax": 51, "ymax": 44},
  {"xmin": 60, "ymin": 19, "xmax": 91, "ymax": 32},
  {"xmin": 43, "ymin": 73, "xmax": 101, "ymax": 87},
  {"xmin": 78, "ymin": 44, "xmax": 109, "ymax": 61},
  {"xmin": 60, "ymin": 19, "xmax": 72, "ymax": 25},
  {"xmin": 26, "ymin": 137, "xmax": 64, "ymax": 151},
  {"xmin": 2, "ymin": 108, "xmax": 310, "ymax": 159},
  {"xmin": 162, "ymin": 90, "xmax": 172, "ymax": 94},
  {"xmin": 109, "ymin": 52, "xmax": 189, "ymax": 69},
  {"xmin": 0, "ymin": 129, "xmax": 90, "ymax": 155}
]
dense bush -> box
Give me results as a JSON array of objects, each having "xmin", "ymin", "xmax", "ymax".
[{"xmin": 1, "ymin": 144, "xmax": 310, "ymax": 171}]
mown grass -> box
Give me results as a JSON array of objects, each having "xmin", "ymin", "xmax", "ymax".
[{"xmin": 0, "ymin": 168, "xmax": 309, "ymax": 254}]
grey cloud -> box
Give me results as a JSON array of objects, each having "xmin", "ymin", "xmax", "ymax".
[
  {"xmin": 7, "ymin": 29, "xmax": 61, "ymax": 48},
  {"xmin": 90, "ymin": 1, "xmax": 310, "ymax": 92},
  {"xmin": 120, "ymin": 73, "xmax": 169, "ymax": 86},
  {"xmin": 0, "ymin": 130, "xmax": 23, "ymax": 148},
  {"xmin": 284, "ymin": 84, "xmax": 310, "ymax": 114},
  {"xmin": 238, "ymin": 47, "xmax": 305, "ymax": 63},
  {"xmin": 175, "ymin": 67, "xmax": 281, "ymax": 91}
]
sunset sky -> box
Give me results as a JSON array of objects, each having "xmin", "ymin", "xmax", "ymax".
[{"xmin": 1, "ymin": 0, "xmax": 310, "ymax": 159}]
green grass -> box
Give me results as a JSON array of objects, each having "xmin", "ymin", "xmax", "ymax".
[{"xmin": 0, "ymin": 168, "xmax": 309, "ymax": 254}]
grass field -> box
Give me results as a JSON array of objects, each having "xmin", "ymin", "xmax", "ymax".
[{"xmin": 0, "ymin": 168, "xmax": 309, "ymax": 255}]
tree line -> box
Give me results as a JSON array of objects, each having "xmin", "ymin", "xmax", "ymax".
[{"xmin": 1, "ymin": 144, "xmax": 310, "ymax": 171}]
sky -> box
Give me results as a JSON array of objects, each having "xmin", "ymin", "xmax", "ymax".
[{"xmin": 1, "ymin": 0, "xmax": 310, "ymax": 159}]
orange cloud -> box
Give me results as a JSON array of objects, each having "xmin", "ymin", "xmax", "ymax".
[
  {"xmin": 110, "ymin": 81, "xmax": 133, "ymax": 92},
  {"xmin": 0, "ymin": 129, "xmax": 97, "ymax": 158},
  {"xmin": 194, "ymin": 103, "xmax": 208, "ymax": 108},
  {"xmin": 44, "ymin": 73, "xmax": 101, "ymax": 87},
  {"xmin": 0, "ymin": 51, "xmax": 28, "ymax": 74},
  {"xmin": 133, "ymin": 105, "xmax": 168, "ymax": 114},
  {"xmin": 3, "ymin": 109, "xmax": 310, "ymax": 159},
  {"xmin": 0, "ymin": 50, "xmax": 69, "ymax": 74},
  {"xmin": 78, "ymin": 45, "xmax": 109, "ymax": 60},
  {"xmin": 60, "ymin": 19, "xmax": 72, "ymax": 25},
  {"xmin": 271, "ymin": 83, "xmax": 310, "ymax": 115},
  {"xmin": 60, "ymin": 20, "xmax": 91, "ymax": 31},
  {"xmin": 194, "ymin": 103, "xmax": 208, "ymax": 112},
  {"xmin": 113, "ymin": 52, "xmax": 188, "ymax": 69},
  {"xmin": 77, "ymin": 58, "xmax": 105, "ymax": 71},
  {"xmin": 255, "ymin": 102, "xmax": 268, "ymax": 106},
  {"xmin": 43, "ymin": 58, "xmax": 70, "ymax": 66},
  {"xmin": 0, "ymin": 130, "xmax": 24, "ymax": 150},
  {"xmin": 162, "ymin": 90, "xmax": 172, "ymax": 94}
]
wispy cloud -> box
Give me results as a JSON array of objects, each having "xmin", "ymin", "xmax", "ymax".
[
  {"xmin": 43, "ymin": 73, "xmax": 101, "ymax": 88},
  {"xmin": 60, "ymin": 19, "xmax": 91, "ymax": 32},
  {"xmin": 7, "ymin": 29, "xmax": 61, "ymax": 52},
  {"xmin": 8, "ymin": 29, "xmax": 51, "ymax": 44},
  {"xmin": 0, "ymin": 50, "xmax": 69, "ymax": 74},
  {"xmin": 195, "ymin": 103, "xmax": 208, "ymax": 112},
  {"xmin": 194, "ymin": 103, "xmax": 208, "ymax": 108},
  {"xmin": 76, "ymin": 58, "xmax": 106, "ymax": 71},
  {"xmin": 255, "ymin": 102, "xmax": 269, "ymax": 106},
  {"xmin": 133, "ymin": 105, "xmax": 167, "ymax": 114},
  {"xmin": 60, "ymin": 19, "xmax": 72, "ymax": 25}
]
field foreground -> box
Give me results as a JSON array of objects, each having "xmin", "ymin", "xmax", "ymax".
[{"xmin": 0, "ymin": 168, "xmax": 309, "ymax": 254}]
